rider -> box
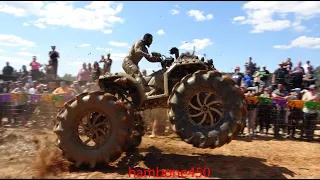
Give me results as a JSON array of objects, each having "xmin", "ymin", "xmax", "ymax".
[{"xmin": 121, "ymin": 33, "xmax": 160, "ymax": 92}]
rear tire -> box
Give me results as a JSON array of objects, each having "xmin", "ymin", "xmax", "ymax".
[
  {"xmin": 54, "ymin": 92, "xmax": 132, "ymax": 168},
  {"xmin": 168, "ymin": 70, "xmax": 247, "ymax": 148}
]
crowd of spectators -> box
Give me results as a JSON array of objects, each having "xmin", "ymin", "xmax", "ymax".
[
  {"xmin": 231, "ymin": 57, "xmax": 316, "ymax": 90},
  {"xmin": 0, "ymin": 46, "xmax": 113, "ymax": 125},
  {"xmin": 231, "ymin": 57, "xmax": 319, "ymax": 141},
  {"xmin": 1, "ymin": 46, "xmax": 112, "ymax": 83}
]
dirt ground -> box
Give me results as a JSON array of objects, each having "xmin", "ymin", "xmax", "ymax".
[{"xmin": 0, "ymin": 124, "xmax": 319, "ymax": 179}]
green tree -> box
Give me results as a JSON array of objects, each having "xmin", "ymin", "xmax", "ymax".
[{"xmin": 61, "ymin": 74, "xmax": 77, "ymax": 82}]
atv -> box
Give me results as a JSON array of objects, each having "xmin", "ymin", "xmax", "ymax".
[{"xmin": 53, "ymin": 48, "xmax": 248, "ymax": 168}]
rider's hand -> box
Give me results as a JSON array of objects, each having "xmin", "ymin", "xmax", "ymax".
[{"xmin": 151, "ymin": 56, "xmax": 158, "ymax": 62}]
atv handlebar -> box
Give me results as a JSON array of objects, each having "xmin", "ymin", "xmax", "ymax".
[{"xmin": 151, "ymin": 52, "xmax": 174, "ymax": 68}]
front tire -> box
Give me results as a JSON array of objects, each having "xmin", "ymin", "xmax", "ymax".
[
  {"xmin": 168, "ymin": 70, "xmax": 247, "ymax": 148},
  {"xmin": 54, "ymin": 92, "xmax": 132, "ymax": 168}
]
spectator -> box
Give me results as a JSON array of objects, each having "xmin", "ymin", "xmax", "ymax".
[
  {"xmin": 149, "ymin": 108, "xmax": 168, "ymax": 138},
  {"xmin": 29, "ymin": 56, "xmax": 42, "ymax": 81},
  {"xmin": 52, "ymin": 81, "xmax": 77, "ymax": 96},
  {"xmin": 2, "ymin": 62, "xmax": 14, "ymax": 76},
  {"xmin": 302, "ymin": 61, "xmax": 313, "ymax": 75},
  {"xmin": 272, "ymin": 83, "xmax": 289, "ymax": 138},
  {"xmin": 105, "ymin": 53, "xmax": 113, "ymax": 73},
  {"xmin": 25, "ymin": 83, "xmax": 37, "ymax": 94},
  {"xmin": 88, "ymin": 63, "xmax": 92, "ymax": 73},
  {"xmin": 8, "ymin": 82, "xmax": 16, "ymax": 93},
  {"xmin": 291, "ymin": 61, "xmax": 304, "ymax": 89},
  {"xmin": 303, "ymin": 68, "xmax": 316, "ymax": 88},
  {"xmin": 258, "ymin": 87, "xmax": 273, "ymax": 136},
  {"xmin": 245, "ymin": 89, "xmax": 258, "ymax": 138},
  {"xmin": 72, "ymin": 81, "xmax": 82, "ymax": 94},
  {"xmin": 91, "ymin": 61, "xmax": 101, "ymax": 82},
  {"xmin": 259, "ymin": 65, "xmax": 270, "ymax": 87},
  {"xmin": 301, "ymin": 84, "xmax": 320, "ymax": 141},
  {"xmin": 142, "ymin": 69, "xmax": 147, "ymax": 77},
  {"xmin": 52, "ymin": 81, "xmax": 77, "ymax": 108},
  {"xmin": 11, "ymin": 81, "xmax": 27, "ymax": 124},
  {"xmin": 207, "ymin": 59, "xmax": 215, "ymax": 70},
  {"xmin": 286, "ymin": 58, "xmax": 293, "ymax": 71},
  {"xmin": 99, "ymin": 55, "xmax": 105, "ymax": 73},
  {"xmin": 256, "ymin": 85, "xmax": 265, "ymax": 96},
  {"xmin": 45, "ymin": 59, "xmax": 55, "ymax": 80},
  {"xmin": 240, "ymin": 84, "xmax": 246, "ymax": 93},
  {"xmin": 12, "ymin": 70, "xmax": 18, "ymax": 77},
  {"xmin": 48, "ymin": 46, "xmax": 60, "ymax": 79},
  {"xmin": 272, "ymin": 62, "xmax": 289, "ymax": 90},
  {"xmin": 260, "ymin": 87, "xmax": 272, "ymax": 98},
  {"xmin": 100, "ymin": 53, "xmax": 113, "ymax": 73},
  {"xmin": 0, "ymin": 81, "xmax": 5, "ymax": 93},
  {"xmin": 36, "ymin": 84, "xmax": 45, "ymax": 94},
  {"xmin": 243, "ymin": 70, "xmax": 253, "ymax": 88},
  {"xmin": 83, "ymin": 82, "xmax": 98, "ymax": 93},
  {"xmin": 253, "ymin": 67, "xmax": 261, "ymax": 87},
  {"xmin": 77, "ymin": 63, "xmax": 91, "ymax": 84},
  {"xmin": 285, "ymin": 89, "xmax": 300, "ymax": 137},
  {"xmin": 48, "ymin": 81, "xmax": 58, "ymax": 93},
  {"xmin": 272, "ymin": 83, "xmax": 289, "ymax": 99},
  {"xmin": 231, "ymin": 66, "xmax": 244, "ymax": 87},
  {"xmin": 11, "ymin": 81, "xmax": 26, "ymax": 93},
  {"xmin": 19, "ymin": 65, "xmax": 29, "ymax": 83},
  {"xmin": 286, "ymin": 88, "xmax": 302, "ymax": 138},
  {"xmin": 244, "ymin": 57, "xmax": 255, "ymax": 75}
]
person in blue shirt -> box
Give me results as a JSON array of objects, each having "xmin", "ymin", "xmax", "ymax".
[{"xmin": 243, "ymin": 70, "xmax": 253, "ymax": 88}]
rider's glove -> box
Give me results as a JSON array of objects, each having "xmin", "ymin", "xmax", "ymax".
[{"xmin": 150, "ymin": 56, "xmax": 158, "ymax": 62}]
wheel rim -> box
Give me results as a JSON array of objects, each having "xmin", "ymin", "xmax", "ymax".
[
  {"xmin": 187, "ymin": 91, "xmax": 224, "ymax": 127},
  {"xmin": 106, "ymin": 87, "xmax": 134, "ymax": 109},
  {"xmin": 77, "ymin": 111, "xmax": 112, "ymax": 148}
]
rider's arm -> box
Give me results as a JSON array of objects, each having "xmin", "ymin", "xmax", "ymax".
[{"xmin": 134, "ymin": 41, "xmax": 154, "ymax": 62}]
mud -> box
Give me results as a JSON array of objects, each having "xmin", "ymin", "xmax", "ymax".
[{"xmin": 0, "ymin": 126, "xmax": 319, "ymax": 179}]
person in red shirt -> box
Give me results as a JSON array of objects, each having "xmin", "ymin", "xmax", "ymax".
[{"xmin": 29, "ymin": 56, "xmax": 42, "ymax": 81}]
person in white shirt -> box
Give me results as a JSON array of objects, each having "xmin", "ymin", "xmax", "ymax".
[
  {"xmin": 301, "ymin": 84, "xmax": 320, "ymax": 141},
  {"xmin": 302, "ymin": 61, "xmax": 313, "ymax": 75}
]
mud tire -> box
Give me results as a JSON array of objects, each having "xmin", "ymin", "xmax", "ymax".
[
  {"xmin": 54, "ymin": 92, "xmax": 132, "ymax": 168},
  {"xmin": 168, "ymin": 70, "xmax": 247, "ymax": 149}
]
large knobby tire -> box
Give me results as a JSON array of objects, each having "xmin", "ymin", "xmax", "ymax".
[
  {"xmin": 53, "ymin": 92, "xmax": 133, "ymax": 168},
  {"xmin": 168, "ymin": 70, "xmax": 247, "ymax": 149}
]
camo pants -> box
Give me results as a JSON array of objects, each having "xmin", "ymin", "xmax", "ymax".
[
  {"xmin": 122, "ymin": 59, "xmax": 148, "ymax": 87},
  {"xmin": 122, "ymin": 59, "xmax": 140, "ymax": 77}
]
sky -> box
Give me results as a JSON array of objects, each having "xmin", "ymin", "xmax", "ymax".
[{"xmin": 0, "ymin": 1, "xmax": 320, "ymax": 77}]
